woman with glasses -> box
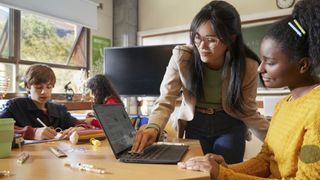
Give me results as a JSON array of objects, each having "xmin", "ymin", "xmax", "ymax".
[
  {"xmin": 179, "ymin": 0, "xmax": 320, "ymax": 178},
  {"xmin": 132, "ymin": 0, "xmax": 269, "ymax": 164}
]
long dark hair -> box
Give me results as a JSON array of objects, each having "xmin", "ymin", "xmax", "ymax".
[
  {"xmin": 189, "ymin": 0, "xmax": 260, "ymax": 113},
  {"xmin": 87, "ymin": 74, "xmax": 122, "ymax": 104}
]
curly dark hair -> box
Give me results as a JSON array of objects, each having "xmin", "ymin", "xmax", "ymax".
[
  {"xmin": 87, "ymin": 74, "xmax": 122, "ymax": 104},
  {"xmin": 263, "ymin": 17, "xmax": 308, "ymax": 65},
  {"xmin": 292, "ymin": 0, "xmax": 320, "ymax": 76}
]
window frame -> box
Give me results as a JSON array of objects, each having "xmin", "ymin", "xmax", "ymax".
[{"xmin": 0, "ymin": 9, "xmax": 90, "ymax": 98}]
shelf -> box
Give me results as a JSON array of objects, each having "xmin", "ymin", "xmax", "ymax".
[{"xmin": 53, "ymin": 100, "xmax": 92, "ymax": 111}]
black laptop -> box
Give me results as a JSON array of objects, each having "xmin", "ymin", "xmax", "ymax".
[{"xmin": 93, "ymin": 104, "xmax": 188, "ymax": 164}]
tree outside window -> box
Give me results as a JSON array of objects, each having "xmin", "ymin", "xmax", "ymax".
[{"xmin": 0, "ymin": 5, "xmax": 89, "ymax": 96}]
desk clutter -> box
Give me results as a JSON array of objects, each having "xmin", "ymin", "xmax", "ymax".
[
  {"xmin": 76, "ymin": 129, "xmax": 106, "ymax": 142},
  {"xmin": 4, "ymin": 128, "xmax": 106, "ymax": 176},
  {"xmin": 0, "ymin": 170, "xmax": 12, "ymax": 177},
  {"xmin": 12, "ymin": 134, "xmax": 24, "ymax": 149},
  {"xmin": 49, "ymin": 146, "xmax": 68, "ymax": 158},
  {"xmin": 0, "ymin": 139, "xmax": 207, "ymax": 179},
  {"xmin": 4, "ymin": 140, "xmax": 108, "ymax": 176},
  {"xmin": 64, "ymin": 162, "xmax": 106, "ymax": 174},
  {"xmin": 16, "ymin": 152, "xmax": 29, "ymax": 164},
  {"xmin": 69, "ymin": 129, "xmax": 106, "ymax": 145}
]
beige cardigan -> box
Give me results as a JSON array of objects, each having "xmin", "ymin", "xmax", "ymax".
[{"xmin": 148, "ymin": 45, "xmax": 269, "ymax": 141}]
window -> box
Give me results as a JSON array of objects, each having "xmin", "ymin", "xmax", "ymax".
[
  {"xmin": 0, "ymin": 6, "xmax": 9, "ymax": 59},
  {"xmin": 17, "ymin": 65, "xmax": 86, "ymax": 93},
  {"xmin": 0, "ymin": 5, "xmax": 89, "ymax": 96},
  {"xmin": 0, "ymin": 63, "xmax": 13, "ymax": 96}
]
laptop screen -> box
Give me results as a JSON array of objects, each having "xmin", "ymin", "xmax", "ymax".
[{"xmin": 93, "ymin": 104, "xmax": 136, "ymax": 157}]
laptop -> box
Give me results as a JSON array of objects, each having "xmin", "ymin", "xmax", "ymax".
[{"xmin": 93, "ymin": 104, "xmax": 189, "ymax": 164}]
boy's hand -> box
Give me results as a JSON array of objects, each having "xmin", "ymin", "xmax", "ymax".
[{"xmin": 34, "ymin": 127, "xmax": 57, "ymax": 140}]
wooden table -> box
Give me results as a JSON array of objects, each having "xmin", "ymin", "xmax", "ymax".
[{"xmin": 0, "ymin": 139, "xmax": 209, "ymax": 180}]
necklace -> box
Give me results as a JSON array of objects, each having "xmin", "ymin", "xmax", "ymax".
[{"xmin": 288, "ymin": 83, "xmax": 320, "ymax": 102}]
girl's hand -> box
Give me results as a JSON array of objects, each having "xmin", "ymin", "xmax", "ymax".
[
  {"xmin": 177, "ymin": 153, "xmax": 228, "ymax": 180},
  {"xmin": 59, "ymin": 127, "xmax": 85, "ymax": 139}
]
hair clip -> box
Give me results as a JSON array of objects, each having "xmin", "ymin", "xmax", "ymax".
[
  {"xmin": 293, "ymin": 19, "xmax": 306, "ymax": 35},
  {"xmin": 288, "ymin": 22, "xmax": 302, "ymax": 37}
]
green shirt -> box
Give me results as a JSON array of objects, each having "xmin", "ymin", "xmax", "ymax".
[{"xmin": 196, "ymin": 65, "xmax": 223, "ymax": 109}]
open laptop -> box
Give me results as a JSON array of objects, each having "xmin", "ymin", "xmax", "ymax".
[{"xmin": 93, "ymin": 104, "xmax": 188, "ymax": 164}]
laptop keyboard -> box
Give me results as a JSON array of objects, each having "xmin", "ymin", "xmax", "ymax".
[{"xmin": 124, "ymin": 145, "xmax": 170, "ymax": 159}]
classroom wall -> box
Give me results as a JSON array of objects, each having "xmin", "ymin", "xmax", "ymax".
[
  {"xmin": 139, "ymin": 0, "xmax": 282, "ymax": 31},
  {"xmin": 91, "ymin": 0, "xmax": 113, "ymax": 39},
  {"xmin": 92, "ymin": 0, "xmax": 290, "ymax": 45}
]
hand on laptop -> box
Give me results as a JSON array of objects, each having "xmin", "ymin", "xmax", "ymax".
[{"xmin": 131, "ymin": 125, "xmax": 158, "ymax": 153}]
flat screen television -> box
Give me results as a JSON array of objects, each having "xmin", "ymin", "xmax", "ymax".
[{"xmin": 104, "ymin": 44, "xmax": 179, "ymax": 96}]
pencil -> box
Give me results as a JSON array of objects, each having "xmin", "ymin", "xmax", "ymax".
[{"xmin": 36, "ymin": 118, "xmax": 47, "ymax": 127}]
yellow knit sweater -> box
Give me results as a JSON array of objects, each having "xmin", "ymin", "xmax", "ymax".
[{"xmin": 218, "ymin": 87, "xmax": 320, "ymax": 179}]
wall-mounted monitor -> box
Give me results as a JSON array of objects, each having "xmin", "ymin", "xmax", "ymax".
[{"xmin": 104, "ymin": 44, "xmax": 178, "ymax": 96}]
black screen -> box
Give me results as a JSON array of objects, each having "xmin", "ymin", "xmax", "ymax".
[
  {"xmin": 93, "ymin": 104, "xmax": 136, "ymax": 158},
  {"xmin": 104, "ymin": 44, "xmax": 178, "ymax": 96}
]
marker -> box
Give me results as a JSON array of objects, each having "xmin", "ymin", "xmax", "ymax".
[
  {"xmin": 49, "ymin": 147, "xmax": 67, "ymax": 158},
  {"xmin": 156, "ymin": 142, "xmax": 186, "ymax": 146},
  {"xmin": 0, "ymin": 170, "xmax": 12, "ymax": 177},
  {"xmin": 64, "ymin": 162, "xmax": 106, "ymax": 174},
  {"xmin": 90, "ymin": 138, "xmax": 101, "ymax": 147},
  {"xmin": 17, "ymin": 153, "xmax": 29, "ymax": 164},
  {"xmin": 36, "ymin": 118, "xmax": 47, "ymax": 127}
]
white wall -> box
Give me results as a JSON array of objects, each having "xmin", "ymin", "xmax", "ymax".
[
  {"xmin": 137, "ymin": 0, "xmax": 293, "ymax": 45},
  {"xmin": 89, "ymin": 0, "xmax": 113, "ymax": 71},
  {"xmin": 91, "ymin": 0, "xmax": 113, "ymax": 38},
  {"xmin": 138, "ymin": 0, "xmax": 285, "ymax": 31}
]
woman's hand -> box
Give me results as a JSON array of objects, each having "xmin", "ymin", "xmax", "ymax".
[
  {"xmin": 131, "ymin": 125, "xmax": 158, "ymax": 153},
  {"xmin": 34, "ymin": 127, "xmax": 57, "ymax": 140},
  {"xmin": 177, "ymin": 153, "xmax": 228, "ymax": 180}
]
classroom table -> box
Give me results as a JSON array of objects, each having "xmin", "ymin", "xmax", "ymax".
[{"xmin": 0, "ymin": 139, "xmax": 210, "ymax": 180}]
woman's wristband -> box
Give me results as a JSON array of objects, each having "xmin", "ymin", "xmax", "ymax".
[{"xmin": 145, "ymin": 123, "xmax": 160, "ymax": 132}]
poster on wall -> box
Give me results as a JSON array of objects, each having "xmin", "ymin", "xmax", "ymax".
[{"xmin": 92, "ymin": 35, "xmax": 111, "ymax": 75}]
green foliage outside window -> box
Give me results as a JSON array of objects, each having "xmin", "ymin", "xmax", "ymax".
[{"xmin": 21, "ymin": 13, "xmax": 75, "ymax": 65}]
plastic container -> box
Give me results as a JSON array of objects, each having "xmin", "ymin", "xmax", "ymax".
[{"xmin": 0, "ymin": 118, "xmax": 15, "ymax": 158}]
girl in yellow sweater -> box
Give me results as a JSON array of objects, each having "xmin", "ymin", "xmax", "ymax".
[{"xmin": 178, "ymin": 0, "xmax": 320, "ymax": 179}]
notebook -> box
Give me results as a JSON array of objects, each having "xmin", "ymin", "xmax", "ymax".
[{"xmin": 93, "ymin": 104, "xmax": 189, "ymax": 164}]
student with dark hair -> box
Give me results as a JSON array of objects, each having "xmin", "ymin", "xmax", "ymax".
[
  {"xmin": 178, "ymin": 0, "xmax": 320, "ymax": 178},
  {"xmin": 132, "ymin": 0, "xmax": 269, "ymax": 164},
  {"xmin": 86, "ymin": 74, "xmax": 122, "ymax": 129},
  {"xmin": 87, "ymin": 74, "xmax": 122, "ymax": 105},
  {"xmin": 0, "ymin": 64, "xmax": 89, "ymax": 140},
  {"xmin": 292, "ymin": 0, "xmax": 320, "ymax": 72}
]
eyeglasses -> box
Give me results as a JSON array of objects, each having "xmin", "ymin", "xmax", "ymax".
[{"xmin": 193, "ymin": 32, "xmax": 220, "ymax": 49}]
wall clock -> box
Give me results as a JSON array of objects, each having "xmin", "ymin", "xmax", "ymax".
[{"xmin": 276, "ymin": 0, "xmax": 295, "ymax": 9}]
